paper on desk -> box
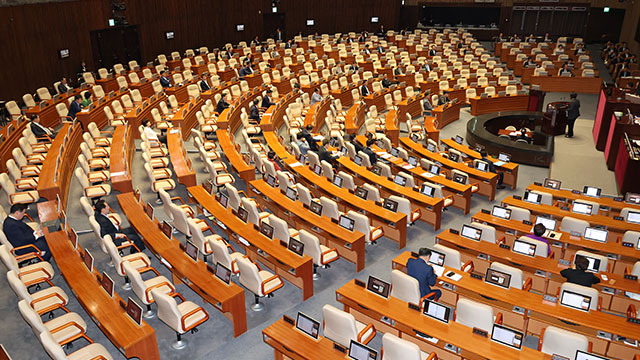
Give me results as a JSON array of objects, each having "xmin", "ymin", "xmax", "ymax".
[
  {"xmin": 432, "ymin": 265, "xmax": 445, "ymax": 277},
  {"xmin": 110, "ymin": 171, "xmax": 125, "ymax": 177},
  {"xmin": 444, "ymin": 271, "xmax": 462, "ymax": 281},
  {"xmin": 381, "ymin": 153, "xmax": 392, "ymax": 159},
  {"xmin": 422, "ymin": 172, "xmax": 435, "ymax": 178},
  {"xmin": 313, "ymin": 135, "xmax": 323, "ymax": 141},
  {"xmin": 289, "ymin": 162, "xmax": 302, "ymax": 167},
  {"xmin": 376, "ymin": 151, "xmax": 386, "ymax": 156},
  {"xmin": 494, "ymin": 161, "xmax": 506, "ymax": 167},
  {"xmin": 169, "ymin": 128, "xmax": 180, "ymax": 134},
  {"xmin": 402, "ymin": 164, "xmax": 415, "ymax": 170}
]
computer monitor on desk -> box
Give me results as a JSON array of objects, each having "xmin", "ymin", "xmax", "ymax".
[
  {"xmin": 584, "ymin": 227, "xmax": 608, "ymax": 243},
  {"xmin": 428, "ymin": 250, "xmax": 445, "ymax": 266},
  {"xmin": 535, "ymin": 216, "xmax": 556, "ymax": 231},
  {"xmin": 422, "ymin": 298, "xmax": 451, "ymax": 323},
  {"xmin": 393, "ymin": 174, "xmax": 407, "ymax": 187},
  {"xmin": 575, "ymin": 350, "xmax": 610, "ymax": 360},
  {"xmin": 420, "ymin": 184, "xmax": 435, "ymax": 197},
  {"xmin": 560, "ymin": 289, "xmax": 592, "ymax": 312},
  {"xmin": 485, "ymin": 268, "xmax": 512, "ymax": 289},
  {"xmin": 339, "ymin": 215, "xmax": 355, "ymax": 231},
  {"xmin": 512, "ymin": 239, "xmax": 536, "ymax": 257},
  {"xmin": 572, "ymin": 201, "xmax": 593, "ymax": 215},
  {"xmin": 523, "ymin": 191, "xmax": 542, "ymax": 204},
  {"xmin": 490, "ymin": 324, "xmax": 523, "ymax": 349},
  {"xmin": 348, "ymin": 340, "xmax": 377, "ymax": 360},
  {"xmin": 461, "ymin": 224, "xmax": 482, "ymax": 241},
  {"xmin": 626, "ymin": 210, "xmax": 640, "ymax": 224},
  {"xmin": 492, "ymin": 205, "xmax": 511, "ymax": 220},
  {"xmin": 543, "ymin": 178, "xmax": 561, "ymax": 190},
  {"xmin": 583, "ymin": 186, "xmax": 601, "ymax": 198},
  {"xmin": 295, "ymin": 312, "xmax": 320, "ymax": 340}
]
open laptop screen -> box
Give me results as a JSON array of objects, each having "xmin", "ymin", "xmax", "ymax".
[
  {"xmin": 393, "ymin": 174, "xmax": 407, "ymax": 186},
  {"xmin": 485, "ymin": 268, "xmax": 512, "ymax": 289},
  {"xmin": 295, "ymin": 312, "xmax": 320, "ymax": 339},
  {"xmin": 491, "ymin": 205, "xmax": 511, "ymax": 220},
  {"xmin": 523, "ymin": 191, "xmax": 542, "ymax": 204},
  {"xmin": 572, "ymin": 201, "xmax": 593, "ymax": 215},
  {"xmin": 543, "ymin": 178, "xmax": 561, "ymax": 189},
  {"xmin": 366, "ymin": 275, "xmax": 390, "ymax": 298},
  {"xmin": 339, "ymin": 215, "xmax": 355, "ymax": 231},
  {"xmin": 428, "ymin": 250, "xmax": 445, "ymax": 266},
  {"xmin": 348, "ymin": 340, "xmax": 377, "ymax": 360},
  {"xmin": 583, "ymin": 186, "xmax": 601, "ymax": 198},
  {"xmin": 584, "ymin": 227, "xmax": 608, "ymax": 243},
  {"xmin": 422, "ymin": 298, "xmax": 451, "ymax": 323},
  {"xmin": 421, "ymin": 184, "xmax": 435, "ymax": 197},
  {"xmin": 560, "ymin": 290, "xmax": 591, "ymax": 312},
  {"xmin": 512, "ymin": 239, "xmax": 536, "ymax": 257},
  {"xmin": 491, "ymin": 324, "xmax": 523, "ymax": 349},
  {"xmin": 461, "ymin": 224, "xmax": 482, "ymax": 241},
  {"xmin": 428, "ymin": 164, "xmax": 440, "ymax": 175},
  {"xmin": 535, "ymin": 216, "xmax": 556, "ymax": 231}
]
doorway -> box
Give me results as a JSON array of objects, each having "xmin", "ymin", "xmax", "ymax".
[
  {"xmin": 90, "ymin": 25, "xmax": 141, "ymax": 70},
  {"xmin": 263, "ymin": 13, "xmax": 286, "ymax": 41}
]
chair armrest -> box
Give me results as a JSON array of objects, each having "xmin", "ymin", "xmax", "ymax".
[
  {"xmin": 10, "ymin": 244, "xmax": 42, "ymax": 257},
  {"xmin": 628, "ymin": 304, "xmax": 637, "ymax": 319},
  {"xmin": 137, "ymin": 266, "xmax": 160, "ymax": 276},
  {"xmin": 10, "ymin": 191, "xmax": 37, "ymax": 204},
  {"xmin": 20, "ymin": 266, "xmax": 52, "ymax": 280},
  {"xmin": 31, "ymin": 293, "xmax": 67, "ymax": 310},
  {"xmin": 462, "ymin": 260, "xmax": 474, "ymax": 273},
  {"xmin": 145, "ymin": 281, "xmax": 175, "ymax": 302},
  {"xmin": 171, "ymin": 196, "xmax": 186, "ymax": 204},
  {"xmin": 426, "ymin": 353, "xmax": 438, "ymax": 360},
  {"xmin": 320, "ymin": 248, "xmax": 339, "ymax": 265},
  {"xmin": 357, "ymin": 323, "xmax": 376, "ymax": 344},
  {"xmin": 523, "ymin": 277, "xmax": 533, "ymax": 292},
  {"xmin": 59, "ymin": 332, "xmax": 93, "ymax": 347},
  {"xmin": 494, "ymin": 312, "xmax": 503, "ymax": 325},
  {"xmin": 181, "ymin": 306, "xmax": 209, "ymax": 332},
  {"xmin": 261, "ymin": 274, "xmax": 284, "ymax": 295},
  {"xmin": 547, "ymin": 249, "xmax": 555, "ymax": 259},
  {"xmin": 597, "ymin": 297, "xmax": 602, "ymax": 311},
  {"xmin": 170, "ymin": 291, "xmax": 186, "ymax": 302},
  {"xmin": 497, "ymin": 235, "xmax": 506, "ymax": 245},
  {"xmin": 420, "ymin": 291, "xmax": 440, "ymax": 302}
]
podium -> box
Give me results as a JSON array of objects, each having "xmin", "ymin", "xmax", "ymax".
[{"xmin": 542, "ymin": 101, "xmax": 568, "ymax": 136}]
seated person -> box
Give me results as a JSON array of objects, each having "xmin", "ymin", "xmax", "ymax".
[
  {"xmin": 142, "ymin": 118, "xmax": 166, "ymax": 145},
  {"xmin": 560, "ymin": 256, "xmax": 600, "ymax": 287},
  {"xmin": 406, "ymin": 248, "xmax": 441, "ymax": 300},
  {"xmin": 249, "ymin": 98, "xmax": 261, "ymax": 122},
  {"xmin": 80, "ymin": 91, "xmax": 93, "ymax": 108},
  {"xmin": 57, "ymin": 77, "xmax": 72, "ymax": 93},
  {"xmin": 3, "ymin": 204, "xmax": 51, "ymax": 261},
  {"xmin": 363, "ymin": 138, "xmax": 377, "ymax": 165},
  {"xmin": 516, "ymin": 127, "xmax": 531, "ymax": 143},
  {"xmin": 526, "ymin": 223, "xmax": 551, "ymax": 256},
  {"xmin": 215, "ymin": 93, "xmax": 230, "ymax": 114},
  {"xmin": 267, "ymin": 151, "xmax": 283, "ymax": 171},
  {"xmin": 310, "ymin": 88, "xmax": 322, "ymax": 105},
  {"xmin": 318, "ymin": 138, "xmax": 338, "ymax": 168},
  {"xmin": 301, "ymin": 124, "xmax": 319, "ymax": 152},
  {"xmin": 347, "ymin": 133, "xmax": 364, "ymax": 153},
  {"xmin": 438, "ymin": 91, "xmax": 451, "ymax": 106},
  {"xmin": 30, "ymin": 115, "xmax": 57, "ymax": 140},
  {"xmin": 261, "ymin": 89, "xmax": 276, "ymax": 109},
  {"xmin": 295, "ymin": 132, "xmax": 310, "ymax": 156},
  {"xmin": 479, "ymin": 150, "xmax": 505, "ymax": 189},
  {"xmin": 558, "ymin": 63, "xmax": 573, "ymax": 77},
  {"xmin": 94, "ymin": 200, "xmax": 145, "ymax": 253},
  {"xmin": 522, "ymin": 57, "xmax": 535, "ymax": 68},
  {"xmin": 159, "ymin": 71, "xmax": 172, "ymax": 88}
]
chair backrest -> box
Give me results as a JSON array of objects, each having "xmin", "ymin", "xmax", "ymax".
[
  {"xmin": 237, "ymin": 256, "xmax": 263, "ymax": 295},
  {"xmin": 241, "ymin": 197, "xmax": 263, "ymax": 225},
  {"xmin": 390, "ymin": 269, "xmax": 421, "ymax": 304},
  {"xmin": 455, "ymin": 297, "xmax": 493, "ymax": 332},
  {"xmin": 122, "ymin": 261, "xmax": 152, "ymax": 304},
  {"xmin": 297, "ymin": 229, "xmax": 322, "ymax": 265},
  {"xmin": 574, "ymin": 250, "xmax": 608, "ymax": 272},
  {"xmin": 382, "ymin": 333, "xmax": 422, "ymax": 360},
  {"xmin": 40, "ymin": 331, "xmax": 69, "ymax": 360},
  {"xmin": 490, "ymin": 262, "xmax": 523, "ymax": 289},
  {"xmin": 7, "ymin": 270, "xmax": 32, "ymax": 303},
  {"xmin": 322, "ymin": 304, "xmax": 358, "ymax": 347},
  {"xmin": 473, "ymin": 222, "xmax": 497, "ymax": 243},
  {"xmin": 209, "ymin": 237, "xmax": 234, "ymax": 271},
  {"xmin": 347, "ymin": 210, "xmax": 371, "ymax": 242},
  {"xmin": 267, "ymin": 215, "xmax": 291, "ymax": 243},
  {"xmin": 0, "ymin": 245, "xmax": 19, "ymax": 272},
  {"xmin": 169, "ymin": 203, "xmax": 190, "ymax": 236},
  {"xmin": 320, "ymin": 196, "xmax": 340, "ymax": 220},
  {"xmin": 187, "ymin": 218, "xmax": 209, "ymax": 254},
  {"xmin": 506, "ymin": 206, "xmax": 530, "ymax": 222},
  {"xmin": 362, "ymin": 183, "xmax": 380, "ymax": 203},
  {"xmin": 560, "ymin": 216, "xmax": 590, "ymax": 236},
  {"xmin": 518, "ymin": 235, "xmax": 550, "ymax": 257},
  {"xmin": 152, "ymin": 289, "xmax": 185, "ymax": 332},
  {"xmin": 295, "ymin": 184, "xmax": 313, "ymax": 207},
  {"xmin": 560, "ymin": 282, "xmax": 599, "ymax": 310},
  {"xmin": 18, "ymin": 299, "xmax": 48, "ymax": 338},
  {"xmin": 622, "ymin": 230, "xmax": 640, "ymax": 247},
  {"xmin": 540, "ymin": 326, "xmax": 589, "ymax": 359}
]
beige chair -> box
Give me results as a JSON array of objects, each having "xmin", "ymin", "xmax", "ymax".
[
  {"xmin": 322, "ymin": 304, "xmax": 376, "ymax": 347},
  {"xmin": 104, "ymin": 235, "xmax": 150, "ymax": 290},
  {"xmin": 539, "ymin": 326, "xmax": 589, "ymax": 359},
  {"xmin": 347, "ymin": 210, "xmax": 384, "ymax": 244},
  {"xmin": 237, "ymin": 256, "xmax": 284, "ymax": 311},
  {"xmin": 389, "ymin": 195, "xmax": 422, "ymax": 224},
  {"xmin": 390, "ymin": 269, "xmax": 431, "ymax": 304},
  {"xmin": 490, "ymin": 262, "xmax": 529, "ymax": 290},
  {"xmin": 560, "ymin": 217, "xmax": 590, "ymax": 236},
  {"xmin": 0, "ymin": 245, "xmax": 54, "ymax": 287},
  {"xmin": 7, "ymin": 270, "xmax": 68, "ymax": 316},
  {"xmin": 298, "ymin": 230, "xmax": 338, "ymax": 279},
  {"xmin": 19, "ymin": 299, "xmax": 89, "ymax": 348},
  {"xmin": 152, "ymin": 289, "xmax": 209, "ymax": 350},
  {"xmin": 187, "ymin": 218, "xmax": 222, "ymax": 262},
  {"xmin": 455, "ymin": 297, "xmax": 499, "ymax": 332},
  {"xmin": 0, "ymin": 173, "xmax": 40, "ymax": 204},
  {"xmin": 123, "ymin": 261, "xmax": 175, "ymax": 318},
  {"xmin": 209, "ymin": 237, "xmax": 244, "ymax": 274},
  {"xmin": 39, "ymin": 331, "xmax": 113, "ymax": 360},
  {"xmin": 506, "ymin": 206, "xmax": 530, "ymax": 222},
  {"xmin": 382, "ymin": 333, "xmax": 432, "ymax": 360}
]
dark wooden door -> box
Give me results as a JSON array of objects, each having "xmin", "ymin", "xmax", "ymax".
[
  {"xmin": 263, "ymin": 13, "xmax": 286, "ymax": 41},
  {"xmin": 90, "ymin": 25, "xmax": 141, "ymax": 70}
]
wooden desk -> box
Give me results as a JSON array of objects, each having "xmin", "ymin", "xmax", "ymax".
[
  {"xmin": 77, "ymin": 92, "xmax": 125, "ymax": 132},
  {"xmin": 400, "ymin": 137, "xmax": 498, "ymax": 201},
  {"xmin": 441, "ymin": 138, "xmax": 519, "ymax": 190},
  {"xmin": 117, "ymin": 192, "xmax": 248, "ymax": 337},
  {"xmin": 525, "ymin": 183, "xmax": 640, "ymax": 215},
  {"xmin": 167, "ymin": 129, "xmax": 196, "ymax": 187},
  {"xmin": 165, "ymin": 82, "xmax": 191, "ymax": 104},
  {"xmin": 337, "ymin": 156, "xmax": 443, "ymax": 230},
  {"xmin": 129, "ymin": 80, "xmax": 155, "ymax": 98},
  {"xmin": 364, "ymin": 88, "xmax": 392, "ymax": 113},
  {"xmin": 170, "ymin": 97, "xmax": 203, "ymax": 140},
  {"xmin": 247, "ymin": 179, "xmax": 366, "ymax": 271},
  {"xmin": 384, "ymin": 110, "xmax": 400, "ymax": 145},
  {"xmin": 530, "ymin": 76, "xmax": 601, "ymax": 94},
  {"xmin": 432, "ymin": 101, "xmax": 463, "ymax": 129},
  {"xmin": 96, "ymin": 77, "xmax": 119, "ymax": 93},
  {"xmin": 471, "ymin": 210, "xmax": 640, "ymax": 277},
  {"xmin": 501, "ymin": 196, "xmax": 640, "ymax": 236},
  {"xmin": 285, "ymin": 159, "xmax": 407, "ymax": 248},
  {"xmin": 216, "ymin": 129, "xmax": 255, "ymax": 183},
  {"xmin": 123, "ymin": 94, "xmax": 166, "ymax": 139},
  {"xmin": 46, "ymin": 230, "xmax": 159, "ymax": 359},
  {"xmin": 396, "ymin": 92, "xmax": 427, "ymax": 122},
  {"xmin": 109, "ymin": 125, "xmax": 135, "ymax": 193},
  {"xmin": 390, "ymin": 251, "xmax": 640, "ymax": 359},
  {"xmin": 263, "ymin": 318, "xmax": 350, "ymax": 360},
  {"xmin": 344, "ymin": 103, "xmax": 366, "ymax": 135},
  {"xmin": 469, "ymin": 95, "xmax": 530, "ymax": 116},
  {"xmin": 24, "ymin": 87, "xmax": 83, "ymax": 128},
  {"xmin": 0, "ymin": 118, "xmax": 28, "ymax": 173},
  {"xmin": 336, "ymin": 280, "xmax": 553, "ymax": 360},
  {"xmin": 188, "ymin": 186, "xmax": 315, "ymax": 300}
]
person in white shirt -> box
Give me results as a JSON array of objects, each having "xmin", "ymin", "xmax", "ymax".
[
  {"xmin": 142, "ymin": 118, "xmax": 166, "ymax": 144},
  {"xmin": 310, "ymin": 88, "xmax": 323, "ymax": 105}
]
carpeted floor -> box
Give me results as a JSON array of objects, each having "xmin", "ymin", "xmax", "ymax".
[{"xmin": 0, "ymin": 43, "xmax": 623, "ymax": 360}]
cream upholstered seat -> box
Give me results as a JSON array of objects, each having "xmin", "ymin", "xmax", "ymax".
[
  {"xmin": 455, "ymin": 297, "xmax": 497, "ymax": 332},
  {"xmin": 40, "ymin": 331, "xmax": 113, "ymax": 360},
  {"xmin": 560, "ymin": 216, "xmax": 590, "ymax": 236},
  {"xmin": 506, "ymin": 206, "xmax": 530, "ymax": 222},
  {"xmin": 560, "ymin": 282, "xmax": 600, "ymax": 311},
  {"xmin": 390, "ymin": 269, "xmax": 427, "ymax": 304},
  {"xmin": 123, "ymin": 261, "xmax": 175, "ymax": 318},
  {"xmin": 7, "ymin": 270, "xmax": 68, "ymax": 315},
  {"xmin": 382, "ymin": 333, "xmax": 431, "ymax": 360},
  {"xmin": 490, "ymin": 262, "xmax": 527, "ymax": 290},
  {"xmin": 19, "ymin": 299, "xmax": 89, "ymax": 347},
  {"xmin": 104, "ymin": 235, "xmax": 149, "ymax": 290},
  {"xmin": 0, "ymin": 173, "xmax": 40, "ymax": 205},
  {"xmin": 152, "ymin": 289, "xmax": 209, "ymax": 350},
  {"xmin": 0, "ymin": 245, "xmax": 54, "ymax": 286},
  {"xmin": 472, "ymin": 222, "xmax": 499, "ymax": 243},
  {"xmin": 518, "ymin": 235, "xmax": 550, "ymax": 258},
  {"xmin": 347, "ymin": 210, "xmax": 384, "ymax": 244},
  {"xmin": 389, "ymin": 195, "xmax": 422, "ymax": 224},
  {"xmin": 209, "ymin": 237, "xmax": 244, "ymax": 274},
  {"xmin": 263, "ymin": 215, "xmax": 298, "ymax": 244},
  {"xmin": 237, "ymin": 256, "xmax": 284, "ymax": 311},
  {"xmin": 188, "ymin": 218, "xmax": 223, "ymax": 262},
  {"xmin": 322, "ymin": 304, "xmax": 376, "ymax": 347},
  {"xmin": 241, "ymin": 197, "xmax": 270, "ymax": 226},
  {"xmin": 298, "ymin": 230, "xmax": 338, "ymax": 279},
  {"xmin": 434, "ymin": 244, "xmax": 472, "ymax": 271},
  {"xmin": 539, "ymin": 326, "xmax": 589, "ymax": 359},
  {"xmin": 75, "ymin": 167, "xmax": 111, "ymax": 201}
]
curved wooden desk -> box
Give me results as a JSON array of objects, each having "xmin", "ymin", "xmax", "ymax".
[
  {"xmin": 525, "ymin": 183, "xmax": 640, "ymax": 215},
  {"xmin": 188, "ymin": 185, "xmax": 315, "ymax": 301},
  {"xmin": 0, "ymin": 118, "xmax": 28, "ymax": 173},
  {"xmin": 432, "ymin": 101, "xmax": 463, "ymax": 130},
  {"xmin": 167, "ymin": 128, "xmax": 196, "ymax": 187},
  {"xmin": 117, "ymin": 192, "xmax": 248, "ymax": 337},
  {"xmin": 170, "ymin": 97, "xmax": 203, "ymax": 140},
  {"xmin": 216, "ymin": 128, "xmax": 255, "ymax": 183},
  {"xmin": 76, "ymin": 91, "xmax": 126, "ymax": 130},
  {"xmin": 24, "ymin": 87, "xmax": 83, "ymax": 128},
  {"xmin": 469, "ymin": 94, "xmax": 530, "ymax": 116},
  {"xmin": 344, "ymin": 103, "xmax": 366, "ymax": 135},
  {"xmin": 109, "ymin": 125, "xmax": 135, "ymax": 193},
  {"xmin": 247, "ymin": 179, "xmax": 366, "ymax": 271},
  {"xmin": 530, "ymin": 75, "xmax": 601, "ymax": 94},
  {"xmin": 46, "ymin": 230, "xmax": 159, "ymax": 359}
]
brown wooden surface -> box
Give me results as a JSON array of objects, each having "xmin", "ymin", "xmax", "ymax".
[
  {"xmin": 76, "ymin": 91, "xmax": 125, "ymax": 130},
  {"xmin": 526, "ymin": 183, "xmax": 640, "ymax": 214},
  {"xmin": 0, "ymin": 119, "xmax": 28, "ymax": 173},
  {"xmin": 432, "ymin": 101, "xmax": 463, "ymax": 130},
  {"xmin": 123, "ymin": 94, "xmax": 166, "ymax": 139},
  {"xmin": 167, "ymin": 129, "xmax": 196, "ymax": 187},
  {"xmin": 469, "ymin": 95, "xmax": 530, "ymax": 116},
  {"xmin": 117, "ymin": 192, "xmax": 248, "ymax": 337},
  {"xmin": 24, "ymin": 88, "xmax": 83, "ymax": 128},
  {"xmin": 109, "ymin": 125, "xmax": 135, "ymax": 193},
  {"xmin": 216, "ymin": 129, "xmax": 255, "ymax": 183},
  {"xmin": 46, "ymin": 229, "xmax": 159, "ymax": 360},
  {"xmin": 530, "ymin": 76, "xmax": 601, "ymax": 94},
  {"xmin": 188, "ymin": 185, "xmax": 315, "ymax": 300}
]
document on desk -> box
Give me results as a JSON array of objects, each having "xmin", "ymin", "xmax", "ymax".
[
  {"xmin": 376, "ymin": 151, "xmax": 386, "ymax": 156},
  {"xmin": 313, "ymin": 135, "xmax": 324, "ymax": 141},
  {"xmin": 402, "ymin": 164, "xmax": 415, "ymax": 170},
  {"xmin": 432, "ymin": 265, "xmax": 445, "ymax": 277},
  {"xmin": 421, "ymin": 172, "xmax": 435, "ymax": 178},
  {"xmin": 381, "ymin": 153, "xmax": 392, "ymax": 159},
  {"xmin": 444, "ymin": 271, "xmax": 462, "ymax": 281},
  {"xmin": 493, "ymin": 161, "xmax": 506, "ymax": 167},
  {"xmin": 289, "ymin": 162, "xmax": 302, "ymax": 167}
]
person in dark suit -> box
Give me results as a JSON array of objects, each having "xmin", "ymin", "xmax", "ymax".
[
  {"xmin": 30, "ymin": 115, "xmax": 56, "ymax": 140},
  {"xmin": 238, "ymin": 64, "xmax": 253, "ymax": 78},
  {"xmin": 560, "ymin": 256, "xmax": 600, "ymax": 287},
  {"xmin": 301, "ymin": 125, "xmax": 319, "ymax": 152},
  {"xmin": 275, "ymin": 28, "xmax": 283, "ymax": 42},
  {"xmin": 159, "ymin": 71, "xmax": 172, "ymax": 88},
  {"xmin": 94, "ymin": 200, "xmax": 145, "ymax": 253},
  {"xmin": 200, "ymin": 74, "xmax": 211, "ymax": 91},
  {"xmin": 285, "ymin": 40, "xmax": 293, "ymax": 49},
  {"xmin": 249, "ymin": 98, "xmax": 260, "ymax": 122},
  {"xmin": 3, "ymin": 204, "xmax": 51, "ymax": 261},
  {"xmin": 261, "ymin": 89, "xmax": 275, "ymax": 109},
  {"xmin": 363, "ymin": 44, "xmax": 371, "ymax": 55},
  {"xmin": 558, "ymin": 63, "xmax": 573, "ymax": 77},
  {"xmin": 349, "ymin": 133, "xmax": 364, "ymax": 153},
  {"xmin": 565, "ymin": 92, "xmax": 580, "ymax": 138},
  {"xmin": 406, "ymin": 248, "xmax": 441, "ymax": 300},
  {"xmin": 57, "ymin": 77, "xmax": 71, "ymax": 94},
  {"xmin": 438, "ymin": 91, "xmax": 451, "ymax": 106},
  {"xmin": 428, "ymin": 46, "xmax": 437, "ymax": 56},
  {"xmin": 317, "ymin": 138, "xmax": 338, "ymax": 167},
  {"xmin": 361, "ymin": 83, "xmax": 370, "ymax": 97},
  {"xmin": 422, "ymin": 62, "xmax": 432, "ymax": 72},
  {"xmin": 479, "ymin": 150, "xmax": 505, "ymax": 189},
  {"xmin": 216, "ymin": 93, "xmax": 230, "ymax": 114},
  {"xmin": 376, "ymin": 45, "xmax": 385, "ymax": 54},
  {"xmin": 68, "ymin": 95, "xmax": 83, "ymax": 120},
  {"xmin": 362, "ymin": 138, "xmax": 377, "ymax": 165}
]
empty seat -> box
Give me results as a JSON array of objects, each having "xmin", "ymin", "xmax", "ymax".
[
  {"xmin": 152, "ymin": 289, "xmax": 209, "ymax": 350},
  {"xmin": 539, "ymin": 326, "xmax": 589, "ymax": 359},
  {"xmin": 322, "ymin": 304, "xmax": 376, "ymax": 347},
  {"xmin": 455, "ymin": 297, "xmax": 498, "ymax": 332},
  {"xmin": 237, "ymin": 256, "xmax": 284, "ymax": 311}
]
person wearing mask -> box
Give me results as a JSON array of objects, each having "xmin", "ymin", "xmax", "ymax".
[
  {"xmin": 68, "ymin": 95, "xmax": 83, "ymax": 120},
  {"xmin": 565, "ymin": 92, "xmax": 580, "ymax": 138},
  {"xmin": 57, "ymin": 77, "xmax": 72, "ymax": 93},
  {"xmin": 295, "ymin": 132, "xmax": 310, "ymax": 156},
  {"xmin": 406, "ymin": 248, "xmax": 441, "ymax": 300},
  {"xmin": 262, "ymin": 89, "xmax": 275, "ymax": 109},
  {"xmin": 159, "ymin": 70, "xmax": 172, "ymax": 88},
  {"xmin": 3, "ymin": 204, "xmax": 51, "ymax": 261},
  {"xmin": 363, "ymin": 138, "xmax": 377, "ymax": 165},
  {"xmin": 560, "ymin": 256, "xmax": 600, "ymax": 287},
  {"xmin": 249, "ymin": 98, "xmax": 260, "ymax": 122},
  {"xmin": 30, "ymin": 115, "xmax": 56, "ymax": 140},
  {"xmin": 479, "ymin": 149, "xmax": 505, "ymax": 189},
  {"xmin": 310, "ymin": 88, "xmax": 322, "ymax": 105},
  {"xmin": 94, "ymin": 200, "xmax": 145, "ymax": 253},
  {"xmin": 80, "ymin": 91, "xmax": 93, "ymax": 108},
  {"xmin": 526, "ymin": 223, "xmax": 551, "ymax": 256},
  {"xmin": 142, "ymin": 118, "xmax": 166, "ymax": 145},
  {"xmin": 216, "ymin": 93, "xmax": 230, "ymax": 114},
  {"xmin": 200, "ymin": 73, "xmax": 211, "ymax": 91}
]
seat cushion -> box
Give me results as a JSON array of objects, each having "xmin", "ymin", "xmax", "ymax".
[
  {"xmin": 370, "ymin": 226, "xmax": 384, "ymax": 241},
  {"xmin": 143, "ymin": 276, "xmax": 175, "ymax": 303},
  {"xmin": 67, "ymin": 343, "xmax": 112, "ymax": 360},
  {"xmin": 84, "ymin": 185, "xmax": 111, "ymax": 198},
  {"xmin": 444, "ymin": 198, "xmax": 454, "ymax": 207},
  {"xmin": 258, "ymin": 270, "xmax": 283, "ymax": 296},
  {"xmin": 355, "ymin": 320, "xmax": 375, "ymax": 344},
  {"xmin": 46, "ymin": 312, "xmax": 87, "ymax": 344},
  {"xmin": 19, "ymin": 261, "xmax": 54, "ymax": 285},
  {"xmin": 32, "ymin": 286, "xmax": 69, "ymax": 313},
  {"xmin": 319, "ymin": 245, "xmax": 339, "ymax": 264},
  {"xmin": 152, "ymin": 179, "xmax": 176, "ymax": 192},
  {"xmin": 11, "ymin": 190, "xmax": 39, "ymax": 204},
  {"xmin": 177, "ymin": 301, "xmax": 208, "ymax": 331},
  {"xmin": 121, "ymin": 253, "xmax": 151, "ymax": 273}
]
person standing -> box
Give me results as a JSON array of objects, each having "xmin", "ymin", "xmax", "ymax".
[
  {"xmin": 565, "ymin": 92, "xmax": 580, "ymax": 138},
  {"xmin": 406, "ymin": 248, "xmax": 441, "ymax": 300}
]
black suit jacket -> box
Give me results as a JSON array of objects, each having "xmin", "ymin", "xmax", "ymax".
[
  {"xmin": 567, "ymin": 99, "xmax": 580, "ymax": 120},
  {"xmin": 249, "ymin": 104, "xmax": 260, "ymax": 121},
  {"xmin": 68, "ymin": 101, "xmax": 82, "ymax": 119},
  {"xmin": 216, "ymin": 99, "xmax": 230, "ymax": 114},
  {"xmin": 95, "ymin": 213, "xmax": 118, "ymax": 239},
  {"xmin": 363, "ymin": 147, "xmax": 377, "ymax": 164},
  {"xmin": 31, "ymin": 122, "xmax": 49, "ymax": 138},
  {"xmin": 200, "ymin": 79, "xmax": 211, "ymax": 91},
  {"xmin": 262, "ymin": 96, "xmax": 274, "ymax": 109},
  {"xmin": 57, "ymin": 83, "xmax": 69, "ymax": 94},
  {"xmin": 318, "ymin": 146, "xmax": 335, "ymax": 164},
  {"xmin": 361, "ymin": 84, "xmax": 370, "ymax": 97},
  {"xmin": 3, "ymin": 217, "xmax": 37, "ymax": 249}
]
